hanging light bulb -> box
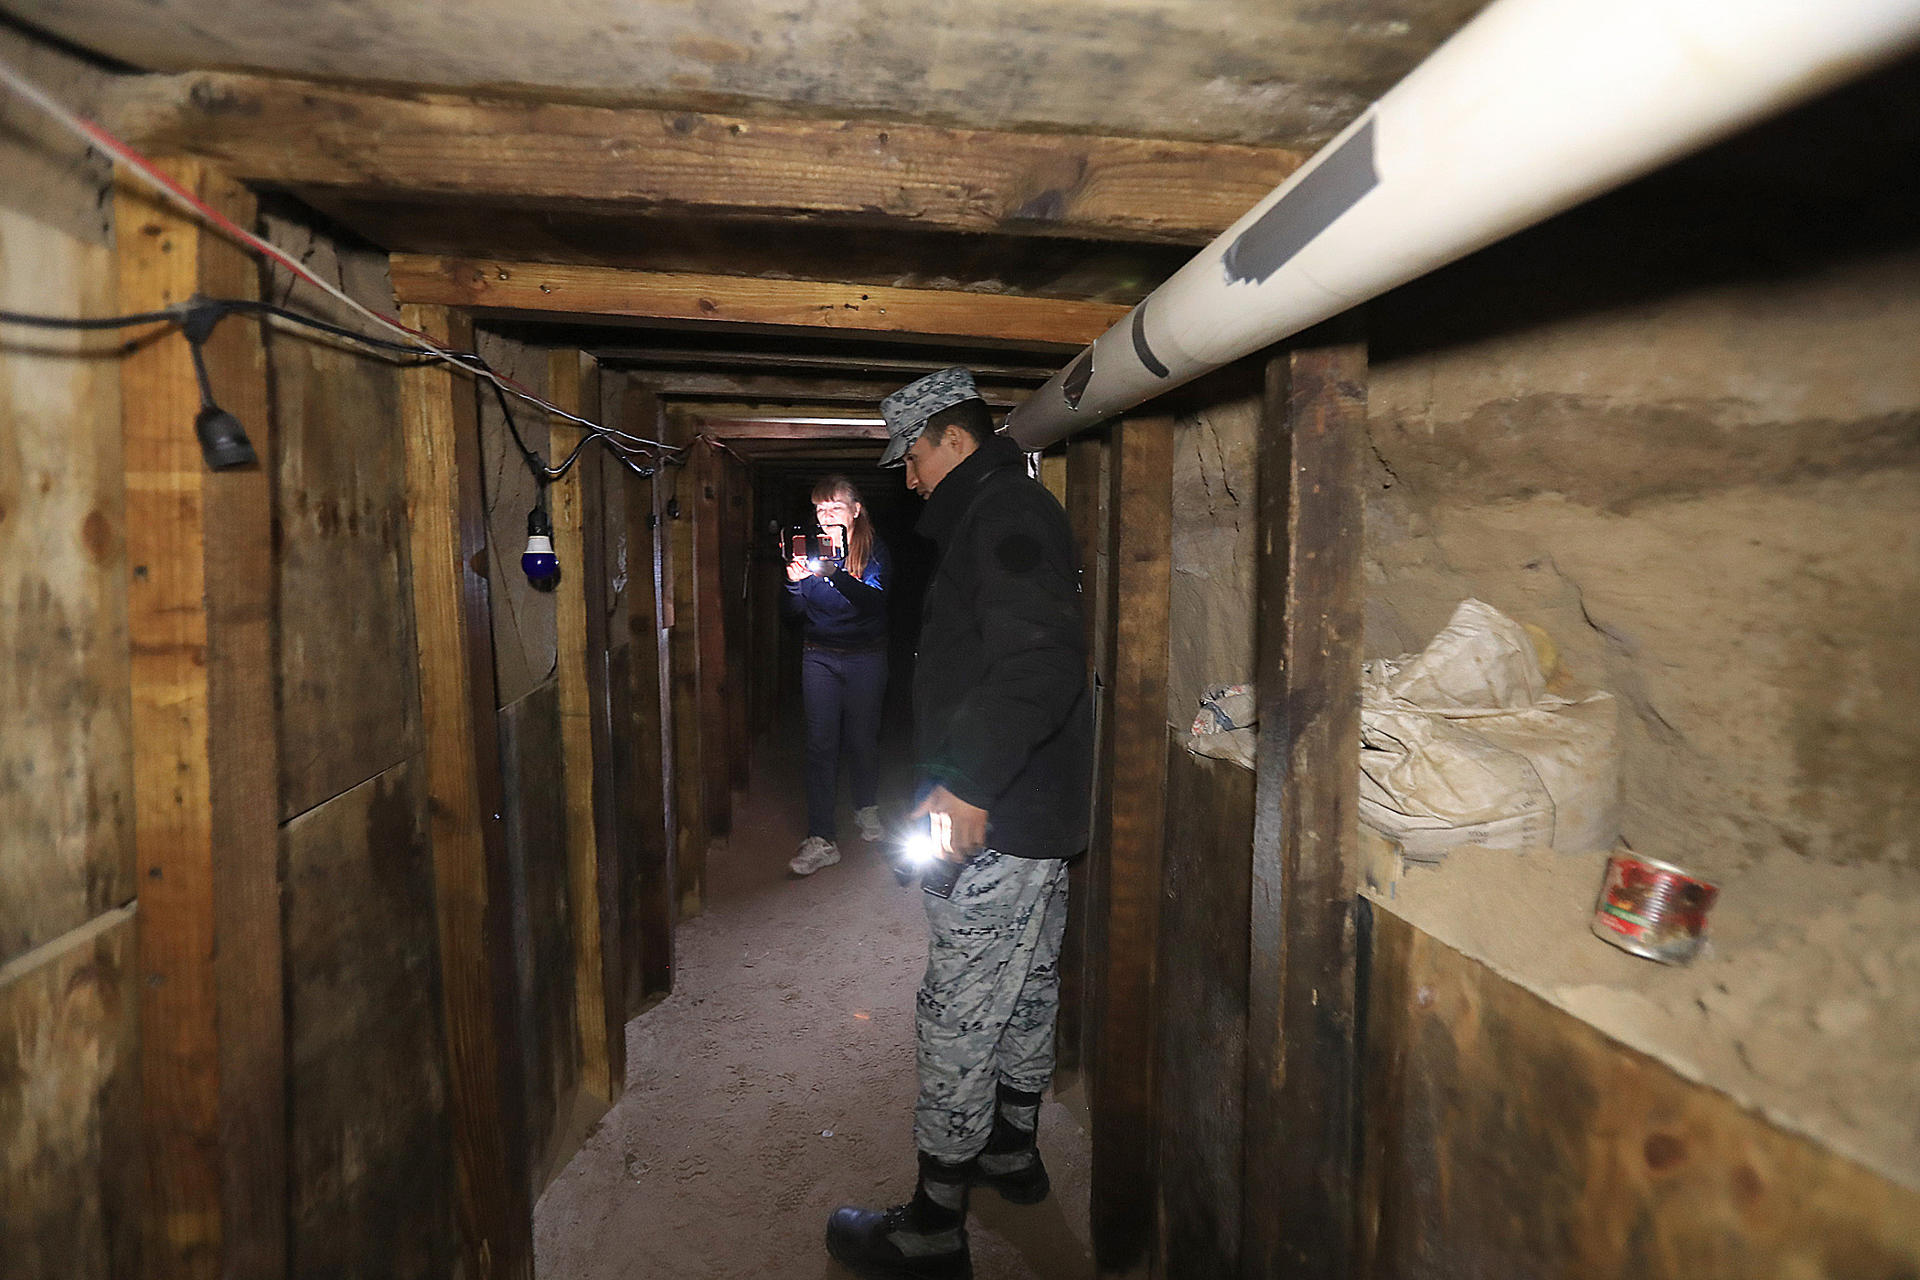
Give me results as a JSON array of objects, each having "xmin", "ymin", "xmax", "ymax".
[{"xmin": 522, "ymin": 505, "xmax": 559, "ymax": 586}]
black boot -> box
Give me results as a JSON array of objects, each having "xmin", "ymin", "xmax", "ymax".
[
  {"xmin": 826, "ymin": 1153, "xmax": 973, "ymax": 1280},
  {"xmin": 972, "ymin": 1083, "xmax": 1050, "ymax": 1205}
]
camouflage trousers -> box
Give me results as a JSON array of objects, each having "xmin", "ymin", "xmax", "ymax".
[{"xmin": 914, "ymin": 850, "xmax": 1070, "ymax": 1162}]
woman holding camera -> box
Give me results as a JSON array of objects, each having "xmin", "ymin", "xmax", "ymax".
[{"xmin": 783, "ymin": 475, "xmax": 891, "ymax": 876}]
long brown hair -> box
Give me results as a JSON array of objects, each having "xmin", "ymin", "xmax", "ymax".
[{"xmin": 811, "ymin": 474, "xmax": 875, "ymax": 579}]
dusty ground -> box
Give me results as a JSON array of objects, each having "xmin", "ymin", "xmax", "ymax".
[{"xmin": 535, "ymin": 730, "xmax": 1095, "ymax": 1279}]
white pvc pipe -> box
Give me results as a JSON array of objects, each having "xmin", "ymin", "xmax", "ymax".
[{"xmin": 1005, "ymin": 0, "xmax": 1920, "ymax": 448}]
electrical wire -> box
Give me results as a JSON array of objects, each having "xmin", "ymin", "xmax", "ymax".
[{"xmin": 0, "ymin": 54, "xmax": 681, "ymax": 460}]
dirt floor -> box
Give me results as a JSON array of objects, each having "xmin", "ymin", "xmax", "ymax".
[{"xmin": 534, "ymin": 728, "xmax": 1095, "ymax": 1279}]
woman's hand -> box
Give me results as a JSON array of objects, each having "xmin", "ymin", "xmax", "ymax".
[{"xmin": 786, "ymin": 558, "xmax": 811, "ymax": 583}]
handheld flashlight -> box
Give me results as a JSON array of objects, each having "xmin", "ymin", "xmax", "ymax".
[{"xmin": 896, "ymin": 813, "xmax": 966, "ymax": 899}]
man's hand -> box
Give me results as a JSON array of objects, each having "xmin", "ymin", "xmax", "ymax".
[
  {"xmin": 910, "ymin": 785, "xmax": 987, "ymax": 861},
  {"xmin": 785, "ymin": 558, "xmax": 811, "ymax": 582}
]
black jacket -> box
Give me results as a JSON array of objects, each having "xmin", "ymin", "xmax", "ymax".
[{"xmin": 913, "ymin": 435, "xmax": 1092, "ymax": 859}]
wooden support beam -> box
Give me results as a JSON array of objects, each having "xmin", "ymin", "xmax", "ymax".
[
  {"xmin": 666, "ymin": 426, "xmax": 709, "ymax": 920},
  {"xmin": 685, "ymin": 417, "xmax": 889, "ymax": 442},
  {"xmin": 547, "ymin": 350, "xmax": 626, "ymax": 1105},
  {"xmin": 693, "ymin": 442, "xmax": 735, "ymax": 839},
  {"xmin": 399, "ymin": 303, "xmax": 533, "ymax": 1278},
  {"xmin": 389, "ymin": 257, "xmax": 1129, "ymax": 346},
  {"xmin": 719, "ymin": 453, "xmax": 753, "ymax": 793},
  {"xmin": 1089, "ymin": 414, "xmax": 1174, "ymax": 1274},
  {"xmin": 116, "ymin": 161, "xmax": 286, "ymax": 1280},
  {"xmin": 1056, "ymin": 432, "xmax": 1108, "ymax": 1075},
  {"xmin": 629, "ymin": 369, "xmax": 1032, "ymax": 407},
  {"xmin": 105, "ymin": 71, "xmax": 1304, "ymax": 246},
  {"xmin": 1242, "ymin": 337, "xmax": 1368, "ymax": 1280},
  {"xmin": 597, "ymin": 348, "xmax": 1061, "ymax": 381},
  {"xmin": 623, "ymin": 384, "xmax": 677, "ymax": 1001}
]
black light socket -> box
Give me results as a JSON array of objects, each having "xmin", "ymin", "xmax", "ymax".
[{"xmin": 195, "ymin": 405, "xmax": 258, "ymax": 469}]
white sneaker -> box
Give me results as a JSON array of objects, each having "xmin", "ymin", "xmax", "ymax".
[
  {"xmin": 789, "ymin": 836, "xmax": 841, "ymax": 876},
  {"xmin": 854, "ymin": 806, "xmax": 884, "ymax": 843}
]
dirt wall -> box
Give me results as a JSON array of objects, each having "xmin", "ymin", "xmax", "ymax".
[{"xmin": 1365, "ymin": 62, "xmax": 1920, "ymax": 875}]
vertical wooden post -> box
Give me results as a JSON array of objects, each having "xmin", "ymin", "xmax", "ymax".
[
  {"xmin": 547, "ymin": 351, "xmax": 626, "ymax": 1104},
  {"xmin": 694, "ymin": 442, "xmax": 734, "ymax": 839},
  {"xmin": 667, "ymin": 432, "xmax": 708, "ymax": 919},
  {"xmin": 623, "ymin": 385, "xmax": 676, "ymax": 1000},
  {"xmin": 119, "ymin": 161, "xmax": 286, "ymax": 1280},
  {"xmin": 399, "ymin": 303, "xmax": 532, "ymax": 1279},
  {"xmin": 723, "ymin": 454, "xmax": 753, "ymax": 790},
  {"xmin": 1090, "ymin": 414, "xmax": 1173, "ymax": 1274},
  {"xmin": 1057, "ymin": 432, "xmax": 1108, "ymax": 1074},
  {"xmin": 1241, "ymin": 337, "xmax": 1368, "ymax": 1280}
]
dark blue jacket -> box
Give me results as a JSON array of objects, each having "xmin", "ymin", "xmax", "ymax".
[
  {"xmin": 913, "ymin": 436, "xmax": 1092, "ymax": 860},
  {"xmin": 784, "ymin": 540, "xmax": 890, "ymax": 649}
]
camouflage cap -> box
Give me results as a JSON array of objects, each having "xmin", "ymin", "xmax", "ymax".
[{"xmin": 878, "ymin": 367, "xmax": 982, "ymax": 467}]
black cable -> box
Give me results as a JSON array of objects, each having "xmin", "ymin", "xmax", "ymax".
[
  {"xmin": 486, "ymin": 374, "xmax": 552, "ymax": 491},
  {"xmin": 0, "ymin": 306, "xmax": 181, "ymax": 330},
  {"xmin": 3, "ymin": 297, "xmax": 662, "ymax": 477}
]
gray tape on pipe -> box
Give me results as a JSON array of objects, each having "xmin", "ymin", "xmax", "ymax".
[
  {"xmin": 1131, "ymin": 304, "xmax": 1170, "ymax": 378},
  {"xmin": 1223, "ymin": 116, "xmax": 1377, "ymax": 286}
]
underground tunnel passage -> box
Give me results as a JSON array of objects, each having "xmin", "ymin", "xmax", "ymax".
[{"xmin": 4, "ymin": 3, "xmax": 1920, "ymax": 1278}]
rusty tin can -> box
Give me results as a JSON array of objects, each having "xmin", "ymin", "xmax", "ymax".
[{"xmin": 1591, "ymin": 851, "xmax": 1719, "ymax": 964}]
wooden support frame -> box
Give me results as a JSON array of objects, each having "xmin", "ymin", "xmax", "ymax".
[
  {"xmin": 117, "ymin": 160, "xmax": 286, "ymax": 1279},
  {"xmin": 399, "ymin": 303, "xmax": 533, "ymax": 1278},
  {"xmin": 623, "ymin": 383, "xmax": 677, "ymax": 1001},
  {"xmin": 105, "ymin": 71, "xmax": 1304, "ymax": 246},
  {"xmin": 389, "ymin": 257, "xmax": 1128, "ymax": 345},
  {"xmin": 547, "ymin": 350, "xmax": 627, "ymax": 1104},
  {"xmin": 1089, "ymin": 414, "xmax": 1174, "ymax": 1274},
  {"xmin": 1057, "ymin": 431, "xmax": 1108, "ymax": 1075},
  {"xmin": 626, "ymin": 369, "xmax": 1034, "ymax": 407},
  {"xmin": 1242, "ymin": 337, "xmax": 1368, "ymax": 1280},
  {"xmin": 666, "ymin": 426, "xmax": 710, "ymax": 919},
  {"xmin": 693, "ymin": 441, "xmax": 735, "ymax": 839}
]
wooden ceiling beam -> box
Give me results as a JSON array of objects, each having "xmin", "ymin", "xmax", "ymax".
[
  {"xmin": 103, "ymin": 71, "xmax": 1304, "ymax": 246},
  {"xmin": 596, "ymin": 348, "xmax": 1059, "ymax": 381},
  {"xmin": 390, "ymin": 256, "xmax": 1129, "ymax": 345},
  {"xmin": 627, "ymin": 370, "xmax": 1030, "ymax": 406},
  {"xmin": 683, "ymin": 417, "xmax": 891, "ymax": 442}
]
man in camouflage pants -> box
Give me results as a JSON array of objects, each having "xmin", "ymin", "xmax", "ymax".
[{"xmin": 827, "ymin": 369, "xmax": 1092, "ymax": 1280}]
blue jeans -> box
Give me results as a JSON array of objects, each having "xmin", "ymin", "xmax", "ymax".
[{"xmin": 802, "ymin": 644, "xmax": 887, "ymax": 841}]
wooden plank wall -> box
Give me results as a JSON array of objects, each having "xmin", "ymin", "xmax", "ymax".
[
  {"xmin": 694, "ymin": 442, "xmax": 735, "ymax": 840},
  {"xmin": 667, "ymin": 433, "xmax": 711, "ymax": 918},
  {"xmin": 548, "ymin": 351, "xmax": 624, "ymax": 1106},
  {"xmin": 280, "ymin": 761, "xmax": 457, "ymax": 1278},
  {"xmin": 623, "ymin": 383, "xmax": 677, "ymax": 1004},
  {"xmin": 471, "ymin": 332, "xmax": 588, "ymax": 1190},
  {"xmin": 399, "ymin": 303, "xmax": 534, "ymax": 1279},
  {"xmin": 264, "ymin": 213, "xmax": 459, "ymax": 1278},
  {"xmin": 0, "ymin": 159, "xmax": 139, "ymax": 1280},
  {"xmin": 1362, "ymin": 911, "xmax": 1920, "ymax": 1279},
  {"xmin": 1155, "ymin": 737, "xmax": 1255, "ymax": 1279}
]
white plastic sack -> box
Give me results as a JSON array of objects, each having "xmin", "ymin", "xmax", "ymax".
[{"xmin": 1359, "ymin": 600, "xmax": 1619, "ymax": 858}]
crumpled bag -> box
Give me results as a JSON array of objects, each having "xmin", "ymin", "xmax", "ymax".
[
  {"xmin": 1359, "ymin": 600, "xmax": 1619, "ymax": 860},
  {"xmin": 1187, "ymin": 682, "xmax": 1256, "ymax": 769}
]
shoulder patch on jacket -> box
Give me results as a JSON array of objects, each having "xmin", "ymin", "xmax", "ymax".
[{"xmin": 994, "ymin": 532, "xmax": 1044, "ymax": 574}]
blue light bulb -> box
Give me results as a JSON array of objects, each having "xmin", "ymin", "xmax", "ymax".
[{"xmin": 522, "ymin": 506, "xmax": 559, "ymax": 585}]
